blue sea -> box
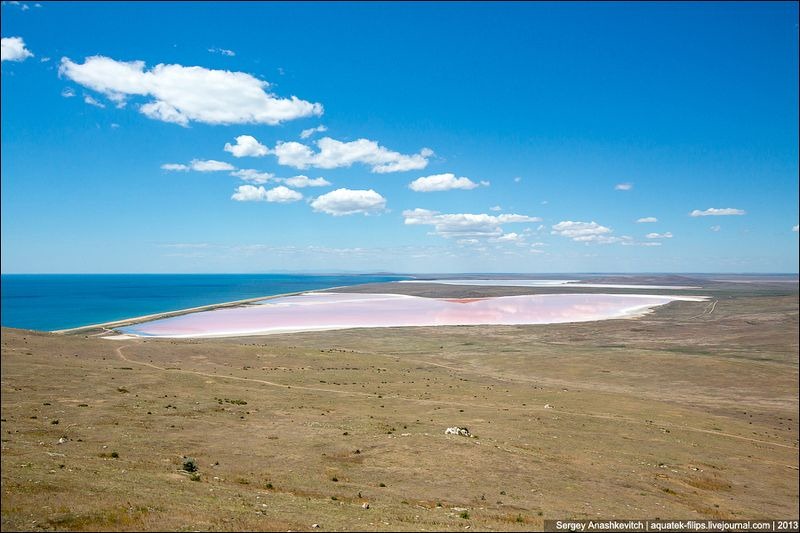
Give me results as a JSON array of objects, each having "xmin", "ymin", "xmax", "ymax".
[{"xmin": 0, "ymin": 274, "xmax": 409, "ymax": 332}]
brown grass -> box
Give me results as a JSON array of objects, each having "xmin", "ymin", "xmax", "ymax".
[{"xmin": 2, "ymin": 282, "xmax": 797, "ymax": 531}]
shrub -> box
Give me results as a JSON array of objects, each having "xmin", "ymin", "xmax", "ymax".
[
  {"xmin": 459, "ymin": 511, "xmax": 470, "ymax": 519},
  {"xmin": 182, "ymin": 457, "xmax": 198, "ymax": 473}
]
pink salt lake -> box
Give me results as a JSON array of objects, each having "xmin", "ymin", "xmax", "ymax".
[{"xmin": 120, "ymin": 292, "xmax": 706, "ymax": 338}]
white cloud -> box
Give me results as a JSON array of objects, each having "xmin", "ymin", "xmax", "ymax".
[
  {"xmin": 408, "ymin": 173, "xmax": 483, "ymax": 192},
  {"xmin": 161, "ymin": 163, "xmax": 189, "ymax": 171},
  {"xmin": 58, "ymin": 55, "xmax": 323, "ymax": 126},
  {"xmin": 300, "ymin": 125, "xmax": 327, "ymax": 139},
  {"xmin": 265, "ymin": 186, "xmax": 302, "ymax": 203},
  {"xmin": 646, "ymin": 232, "xmax": 673, "ymax": 239},
  {"xmin": 621, "ymin": 241, "xmax": 662, "ymax": 247},
  {"xmin": 690, "ymin": 207, "xmax": 746, "ymax": 217},
  {"xmin": 615, "ymin": 182, "xmax": 633, "ymax": 191},
  {"xmin": 310, "ymin": 188, "xmax": 387, "ymax": 216},
  {"xmin": 495, "ymin": 232, "xmax": 522, "ymax": 242},
  {"xmin": 793, "ymin": 225, "xmax": 798, "ymax": 233},
  {"xmin": 403, "ymin": 208, "xmax": 540, "ymax": 239},
  {"xmin": 710, "ymin": 225, "xmax": 721, "ymax": 232},
  {"xmin": 1, "ymin": 36, "xmax": 34, "ymax": 62},
  {"xmin": 283, "ymin": 175, "xmax": 331, "ymax": 188},
  {"xmin": 162, "ymin": 159, "xmax": 235, "ymax": 172},
  {"xmin": 230, "ymin": 169, "xmax": 276, "ymax": 184},
  {"xmin": 636, "ymin": 217, "xmax": 657, "ymax": 223},
  {"xmin": 490, "ymin": 205, "xmax": 502, "ymax": 212},
  {"xmin": 550, "ymin": 220, "xmax": 631, "ymax": 244},
  {"xmin": 61, "ymin": 87, "xmax": 76, "ymax": 98},
  {"xmin": 514, "ymin": 177, "xmax": 522, "ymax": 183},
  {"xmin": 231, "ymin": 185, "xmax": 267, "ymax": 202},
  {"xmin": 159, "ymin": 243, "xmax": 210, "ymax": 249},
  {"xmin": 231, "ymin": 184, "xmax": 302, "ymax": 203},
  {"xmin": 224, "ymin": 135, "xmax": 269, "ymax": 157},
  {"xmin": 273, "ymin": 137, "xmax": 433, "ymax": 173},
  {"xmin": 190, "ymin": 159, "xmax": 235, "ymax": 172},
  {"xmin": 208, "ymin": 47, "xmax": 235, "ymax": 57},
  {"xmin": 84, "ymin": 95, "xmax": 105, "ymax": 108}
]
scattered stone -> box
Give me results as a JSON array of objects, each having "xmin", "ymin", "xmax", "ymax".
[
  {"xmin": 362, "ymin": 503, "xmax": 370, "ymax": 509},
  {"xmin": 57, "ymin": 437, "xmax": 67, "ymax": 444},
  {"xmin": 445, "ymin": 427, "xmax": 471, "ymax": 437},
  {"xmin": 311, "ymin": 524, "xmax": 320, "ymax": 529},
  {"xmin": 544, "ymin": 404, "xmax": 554, "ymax": 409}
]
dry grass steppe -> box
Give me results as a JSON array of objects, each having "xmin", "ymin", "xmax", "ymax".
[{"xmin": 2, "ymin": 280, "xmax": 798, "ymax": 531}]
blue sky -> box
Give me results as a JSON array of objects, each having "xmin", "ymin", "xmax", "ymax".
[{"xmin": 2, "ymin": 1, "xmax": 798, "ymax": 273}]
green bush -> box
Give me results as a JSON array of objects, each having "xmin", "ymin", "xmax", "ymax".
[{"xmin": 182, "ymin": 457, "xmax": 198, "ymax": 473}]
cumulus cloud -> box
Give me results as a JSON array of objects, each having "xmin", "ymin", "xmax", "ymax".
[
  {"xmin": 61, "ymin": 87, "xmax": 76, "ymax": 98},
  {"xmin": 495, "ymin": 232, "xmax": 522, "ymax": 242},
  {"xmin": 615, "ymin": 182, "xmax": 633, "ymax": 191},
  {"xmin": 300, "ymin": 125, "xmax": 327, "ymax": 139},
  {"xmin": 550, "ymin": 221, "xmax": 633, "ymax": 244},
  {"xmin": 231, "ymin": 184, "xmax": 302, "ymax": 202},
  {"xmin": 1, "ymin": 36, "xmax": 34, "ymax": 62},
  {"xmin": 646, "ymin": 232, "xmax": 673, "ymax": 239},
  {"xmin": 230, "ymin": 169, "xmax": 276, "ymax": 184},
  {"xmin": 265, "ymin": 185, "xmax": 303, "ymax": 203},
  {"xmin": 403, "ymin": 208, "xmax": 540, "ymax": 239},
  {"xmin": 310, "ymin": 188, "xmax": 387, "ymax": 216},
  {"xmin": 58, "ymin": 55, "xmax": 323, "ymax": 126},
  {"xmin": 636, "ymin": 217, "xmax": 657, "ymax": 223},
  {"xmin": 408, "ymin": 173, "xmax": 485, "ymax": 192},
  {"xmin": 793, "ymin": 225, "xmax": 798, "ymax": 232},
  {"xmin": 490, "ymin": 205, "xmax": 502, "ymax": 212},
  {"xmin": 514, "ymin": 177, "xmax": 522, "ymax": 183},
  {"xmin": 83, "ymin": 95, "xmax": 105, "ymax": 108},
  {"xmin": 224, "ymin": 135, "xmax": 270, "ymax": 157},
  {"xmin": 272, "ymin": 137, "xmax": 433, "ymax": 173},
  {"xmin": 283, "ymin": 175, "xmax": 330, "ymax": 188},
  {"xmin": 231, "ymin": 185, "xmax": 268, "ymax": 202},
  {"xmin": 690, "ymin": 207, "xmax": 746, "ymax": 217},
  {"xmin": 162, "ymin": 159, "xmax": 235, "ymax": 172},
  {"xmin": 710, "ymin": 225, "xmax": 721, "ymax": 232}
]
